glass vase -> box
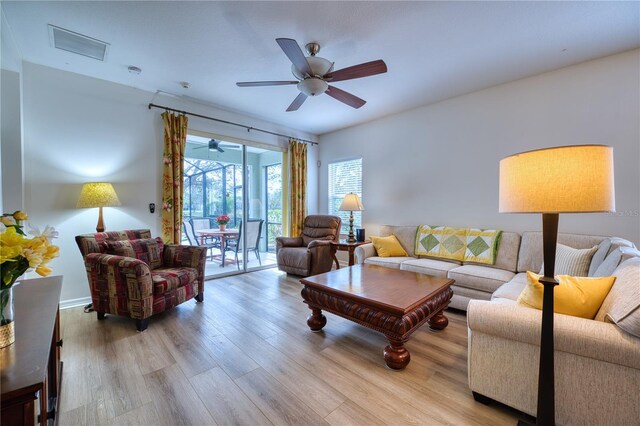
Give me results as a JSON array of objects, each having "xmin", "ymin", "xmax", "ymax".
[{"xmin": 0, "ymin": 287, "xmax": 15, "ymax": 348}]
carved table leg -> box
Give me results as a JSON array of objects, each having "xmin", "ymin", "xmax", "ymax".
[
  {"xmin": 427, "ymin": 310, "xmax": 449, "ymax": 331},
  {"xmin": 307, "ymin": 308, "xmax": 327, "ymax": 332},
  {"xmin": 384, "ymin": 339, "xmax": 411, "ymax": 370}
]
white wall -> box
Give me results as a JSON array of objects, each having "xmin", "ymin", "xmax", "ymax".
[
  {"xmin": 1, "ymin": 7, "xmax": 21, "ymax": 73},
  {"xmin": 20, "ymin": 62, "xmax": 317, "ymax": 304},
  {"xmin": 1, "ymin": 8, "xmax": 24, "ymax": 212},
  {"xmin": 1, "ymin": 69, "xmax": 23, "ymax": 213},
  {"xmin": 319, "ymin": 49, "xmax": 640, "ymax": 246}
]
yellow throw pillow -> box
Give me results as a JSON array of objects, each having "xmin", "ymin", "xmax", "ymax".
[
  {"xmin": 370, "ymin": 235, "xmax": 408, "ymax": 257},
  {"xmin": 517, "ymin": 271, "xmax": 616, "ymax": 319}
]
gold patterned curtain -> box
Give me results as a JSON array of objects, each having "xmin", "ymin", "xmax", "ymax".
[
  {"xmin": 288, "ymin": 139, "xmax": 307, "ymax": 236},
  {"xmin": 161, "ymin": 112, "xmax": 188, "ymax": 243}
]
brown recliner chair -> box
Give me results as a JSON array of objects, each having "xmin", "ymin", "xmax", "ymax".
[{"xmin": 276, "ymin": 215, "xmax": 341, "ymax": 276}]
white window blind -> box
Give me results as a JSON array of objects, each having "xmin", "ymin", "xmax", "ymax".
[{"xmin": 328, "ymin": 158, "xmax": 362, "ymax": 233}]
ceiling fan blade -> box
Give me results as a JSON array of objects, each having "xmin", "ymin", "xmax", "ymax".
[
  {"xmin": 286, "ymin": 92, "xmax": 308, "ymax": 112},
  {"xmin": 326, "ymin": 86, "xmax": 366, "ymax": 109},
  {"xmin": 217, "ymin": 147, "xmax": 224, "ymax": 153},
  {"xmin": 236, "ymin": 81, "xmax": 298, "ymax": 87},
  {"xmin": 276, "ymin": 38, "xmax": 313, "ymax": 77},
  {"xmin": 193, "ymin": 146, "xmax": 208, "ymax": 149},
  {"xmin": 324, "ymin": 60, "xmax": 387, "ymax": 82}
]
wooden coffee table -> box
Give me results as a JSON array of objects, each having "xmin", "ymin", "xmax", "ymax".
[{"xmin": 300, "ymin": 264, "xmax": 454, "ymax": 370}]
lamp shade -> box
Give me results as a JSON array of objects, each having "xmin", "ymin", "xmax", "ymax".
[
  {"xmin": 499, "ymin": 145, "xmax": 615, "ymax": 213},
  {"xmin": 77, "ymin": 182, "xmax": 121, "ymax": 208},
  {"xmin": 339, "ymin": 193, "xmax": 365, "ymax": 212}
]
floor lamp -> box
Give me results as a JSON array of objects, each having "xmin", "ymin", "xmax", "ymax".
[{"xmin": 499, "ymin": 145, "xmax": 615, "ymax": 425}]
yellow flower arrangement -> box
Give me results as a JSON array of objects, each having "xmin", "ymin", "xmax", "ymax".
[{"xmin": 0, "ymin": 211, "xmax": 60, "ymax": 289}]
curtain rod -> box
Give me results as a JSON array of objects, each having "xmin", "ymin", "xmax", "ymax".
[{"xmin": 147, "ymin": 103, "xmax": 317, "ymax": 146}]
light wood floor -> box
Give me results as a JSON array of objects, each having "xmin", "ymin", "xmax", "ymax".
[
  {"xmin": 204, "ymin": 252, "xmax": 277, "ymax": 278},
  {"xmin": 58, "ymin": 269, "xmax": 520, "ymax": 426}
]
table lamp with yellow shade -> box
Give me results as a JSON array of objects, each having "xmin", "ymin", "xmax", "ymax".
[
  {"xmin": 499, "ymin": 145, "xmax": 615, "ymax": 425},
  {"xmin": 77, "ymin": 182, "xmax": 121, "ymax": 233}
]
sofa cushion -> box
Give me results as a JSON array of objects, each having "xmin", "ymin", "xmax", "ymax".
[
  {"xmin": 492, "ymin": 274, "xmax": 527, "ymax": 302},
  {"xmin": 370, "ymin": 235, "xmax": 408, "ymax": 257},
  {"xmin": 449, "ymin": 285, "xmax": 494, "ymax": 311},
  {"xmin": 518, "ymin": 272, "xmax": 616, "ymax": 319},
  {"xmin": 451, "ymin": 286, "xmax": 494, "ymax": 300},
  {"xmin": 589, "ymin": 237, "xmax": 636, "ymax": 276},
  {"xmin": 593, "ymin": 248, "xmax": 624, "ymax": 277},
  {"xmin": 104, "ymin": 237, "xmax": 164, "ymax": 270},
  {"xmin": 595, "ymin": 257, "xmax": 640, "ymax": 337},
  {"xmin": 151, "ymin": 267, "xmax": 197, "ymax": 295},
  {"xmin": 365, "ymin": 256, "xmax": 415, "ymax": 269},
  {"xmin": 517, "ymin": 232, "xmax": 606, "ymax": 273},
  {"xmin": 400, "ymin": 258, "xmax": 459, "ymax": 278},
  {"xmin": 379, "ymin": 225, "xmax": 418, "ymax": 257},
  {"xmin": 447, "ymin": 265, "xmax": 515, "ymax": 293},
  {"xmin": 464, "ymin": 231, "xmax": 521, "ymax": 272},
  {"xmin": 539, "ymin": 243, "xmax": 597, "ymax": 277},
  {"xmin": 593, "ymin": 247, "xmax": 640, "ymax": 277},
  {"xmin": 589, "ymin": 238, "xmax": 612, "ymax": 276}
]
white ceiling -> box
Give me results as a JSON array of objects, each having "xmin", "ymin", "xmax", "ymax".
[{"xmin": 2, "ymin": 1, "xmax": 639, "ymax": 135}]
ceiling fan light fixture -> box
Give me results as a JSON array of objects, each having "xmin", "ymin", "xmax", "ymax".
[
  {"xmin": 291, "ymin": 56, "xmax": 333, "ymax": 79},
  {"xmin": 298, "ymin": 78, "xmax": 328, "ymax": 96}
]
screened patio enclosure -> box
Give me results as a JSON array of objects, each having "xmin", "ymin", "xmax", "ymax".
[
  {"xmin": 183, "ymin": 159, "xmax": 244, "ymax": 229},
  {"xmin": 182, "ymin": 135, "xmax": 284, "ymax": 276}
]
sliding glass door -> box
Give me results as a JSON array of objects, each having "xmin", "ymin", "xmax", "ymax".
[
  {"xmin": 245, "ymin": 145, "xmax": 282, "ymax": 271},
  {"xmin": 183, "ymin": 133, "xmax": 283, "ymax": 278}
]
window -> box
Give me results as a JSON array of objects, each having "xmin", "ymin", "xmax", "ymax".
[{"xmin": 328, "ymin": 158, "xmax": 362, "ymax": 233}]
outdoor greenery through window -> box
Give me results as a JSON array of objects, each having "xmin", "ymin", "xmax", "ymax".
[
  {"xmin": 265, "ymin": 163, "xmax": 282, "ymax": 251},
  {"xmin": 183, "ymin": 159, "xmax": 248, "ymax": 228},
  {"xmin": 328, "ymin": 158, "xmax": 363, "ymax": 233}
]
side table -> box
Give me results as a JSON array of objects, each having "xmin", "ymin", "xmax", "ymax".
[{"xmin": 330, "ymin": 240, "xmax": 368, "ymax": 269}]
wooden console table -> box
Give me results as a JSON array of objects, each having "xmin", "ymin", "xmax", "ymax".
[{"xmin": 1, "ymin": 276, "xmax": 63, "ymax": 426}]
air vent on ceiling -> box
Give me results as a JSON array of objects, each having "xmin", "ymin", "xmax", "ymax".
[{"xmin": 48, "ymin": 25, "xmax": 110, "ymax": 61}]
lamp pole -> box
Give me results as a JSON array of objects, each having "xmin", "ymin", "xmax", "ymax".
[
  {"xmin": 96, "ymin": 206, "xmax": 105, "ymax": 232},
  {"xmin": 347, "ymin": 210, "xmax": 355, "ymax": 242},
  {"xmin": 537, "ymin": 213, "xmax": 559, "ymax": 425}
]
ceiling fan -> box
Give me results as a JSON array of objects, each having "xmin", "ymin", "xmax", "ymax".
[
  {"xmin": 193, "ymin": 139, "xmax": 238, "ymax": 153},
  {"xmin": 236, "ymin": 38, "xmax": 387, "ymax": 112}
]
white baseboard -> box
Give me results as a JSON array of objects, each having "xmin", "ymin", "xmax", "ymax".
[{"xmin": 60, "ymin": 296, "xmax": 92, "ymax": 310}]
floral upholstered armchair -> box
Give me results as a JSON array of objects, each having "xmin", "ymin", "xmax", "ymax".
[{"xmin": 75, "ymin": 229, "xmax": 206, "ymax": 331}]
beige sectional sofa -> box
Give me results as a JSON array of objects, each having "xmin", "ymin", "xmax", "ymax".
[
  {"xmin": 468, "ymin": 257, "xmax": 640, "ymax": 425},
  {"xmin": 355, "ymin": 224, "xmax": 640, "ymax": 424},
  {"xmin": 354, "ymin": 225, "xmax": 636, "ymax": 310}
]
